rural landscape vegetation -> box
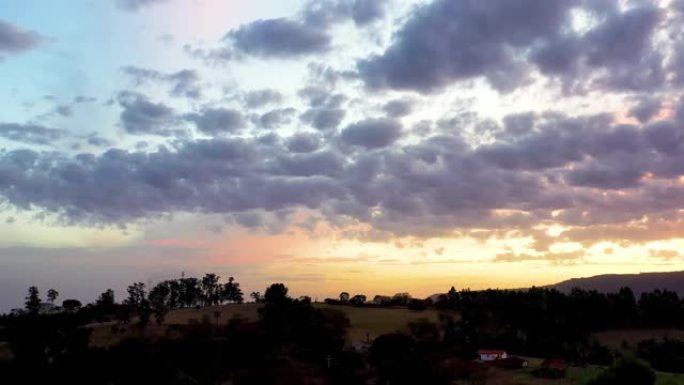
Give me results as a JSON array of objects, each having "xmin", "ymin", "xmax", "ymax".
[{"xmin": 3, "ymin": 272, "xmax": 684, "ymax": 384}]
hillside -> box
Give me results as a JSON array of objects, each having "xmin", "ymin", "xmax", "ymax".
[
  {"xmin": 550, "ymin": 271, "xmax": 684, "ymax": 296},
  {"xmin": 88, "ymin": 303, "xmax": 444, "ymax": 348}
]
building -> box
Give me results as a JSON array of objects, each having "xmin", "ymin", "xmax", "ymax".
[{"xmin": 477, "ymin": 349, "xmax": 507, "ymax": 361}]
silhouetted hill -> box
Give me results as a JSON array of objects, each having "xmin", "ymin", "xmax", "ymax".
[{"xmin": 550, "ymin": 271, "xmax": 684, "ymax": 296}]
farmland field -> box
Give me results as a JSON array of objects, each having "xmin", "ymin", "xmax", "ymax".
[
  {"xmin": 594, "ymin": 328, "xmax": 684, "ymax": 350},
  {"xmin": 88, "ymin": 303, "xmax": 445, "ymax": 347},
  {"xmin": 482, "ymin": 366, "xmax": 684, "ymax": 385}
]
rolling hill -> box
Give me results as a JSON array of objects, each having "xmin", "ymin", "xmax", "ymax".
[{"xmin": 550, "ymin": 271, "xmax": 684, "ymax": 296}]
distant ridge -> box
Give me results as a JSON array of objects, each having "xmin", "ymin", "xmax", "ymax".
[{"xmin": 549, "ymin": 271, "xmax": 684, "ymax": 296}]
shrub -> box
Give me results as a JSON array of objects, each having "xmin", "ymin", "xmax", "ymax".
[{"xmin": 587, "ymin": 356, "xmax": 655, "ymax": 385}]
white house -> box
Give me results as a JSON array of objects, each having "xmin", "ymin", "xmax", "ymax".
[{"xmin": 478, "ymin": 349, "xmax": 507, "ymax": 362}]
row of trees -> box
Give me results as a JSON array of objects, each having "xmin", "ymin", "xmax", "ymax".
[
  {"xmin": 20, "ymin": 273, "xmax": 245, "ymax": 326},
  {"xmin": 430, "ymin": 286, "xmax": 684, "ymax": 361}
]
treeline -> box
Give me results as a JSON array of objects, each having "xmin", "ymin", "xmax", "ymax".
[
  {"xmin": 434, "ymin": 286, "xmax": 684, "ymax": 362},
  {"xmin": 0, "ymin": 282, "xmax": 360, "ymax": 385},
  {"xmin": 14, "ymin": 273, "xmax": 245, "ymax": 327}
]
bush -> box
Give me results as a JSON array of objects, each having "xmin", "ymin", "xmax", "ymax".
[{"xmin": 587, "ymin": 356, "xmax": 655, "ymax": 385}]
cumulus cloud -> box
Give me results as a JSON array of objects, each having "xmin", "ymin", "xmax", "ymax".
[
  {"xmin": 301, "ymin": 108, "xmax": 346, "ymax": 130},
  {"xmin": 629, "ymin": 96, "xmax": 662, "ymax": 123},
  {"xmin": 225, "ymin": 18, "xmax": 330, "ymax": 58},
  {"xmin": 357, "ymin": 1, "xmax": 666, "ymax": 94},
  {"xmin": 186, "ymin": 108, "xmax": 245, "ymax": 135},
  {"xmin": 0, "ymin": 20, "xmax": 44, "ymax": 59},
  {"xmin": 286, "ymin": 133, "xmax": 321, "ymax": 153},
  {"xmin": 340, "ymin": 118, "xmax": 402, "ymax": 148},
  {"xmin": 117, "ymin": 92, "xmax": 176, "ymax": 135},
  {"xmin": 244, "ymin": 89, "xmax": 282, "ymax": 108},
  {"xmin": 358, "ymin": 0, "xmax": 574, "ymax": 93},
  {"xmin": 257, "ymin": 108, "xmax": 297, "ymax": 129},
  {"xmin": 383, "ymin": 99, "xmax": 414, "ymax": 118},
  {"xmin": 0, "ymin": 123, "xmax": 64, "ymax": 145},
  {"xmin": 122, "ymin": 66, "xmax": 202, "ymax": 99}
]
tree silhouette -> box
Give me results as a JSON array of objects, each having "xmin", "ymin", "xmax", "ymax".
[
  {"xmin": 339, "ymin": 292, "xmax": 350, "ymax": 302},
  {"xmin": 24, "ymin": 286, "xmax": 41, "ymax": 313},
  {"xmin": 264, "ymin": 283, "xmax": 288, "ymax": 304},
  {"xmin": 201, "ymin": 273, "xmax": 221, "ymax": 306},
  {"xmin": 124, "ymin": 282, "xmax": 147, "ymax": 309},
  {"xmin": 250, "ymin": 291, "xmax": 263, "ymax": 303},
  {"xmin": 149, "ymin": 282, "xmax": 171, "ymax": 325},
  {"xmin": 97, "ymin": 289, "xmax": 115, "ymax": 307},
  {"xmin": 180, "ymin": 277, "xmax": 200, "ymax": 308},
  {"xmin": 46, "ymin": 288, "xmax": 59, "ymax": 305},
  {"xmin": 222, "ymin": 276, "xmax": 244, "ymax": 304}
]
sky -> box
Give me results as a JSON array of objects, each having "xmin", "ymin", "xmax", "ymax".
[{"xmin": 1, "ymin": 0, "xmax": 684, "ymax": 311}]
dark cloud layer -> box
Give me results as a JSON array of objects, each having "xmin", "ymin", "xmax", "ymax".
[
  {"xmin": 4, "ymin": 107, "xmax": 684, "ymax": 251},
  {"xmin": 357, "ymin": 1, "xmax": 667, "ymax": 94},
  {"xmin": 6, "ymin": 0, "xmax": 684, "ymax": 265}
]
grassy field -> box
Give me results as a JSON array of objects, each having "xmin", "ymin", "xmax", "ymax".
[
  {"xmin": 315, "ymin": 303, "xmax": 443, "ymax": 343},
  {"xmin": 492, "ymin": 366, "xmax": 684, "ymax": 385},
  {"xmin": 88, "ymin": 303, "xmax": 444, "ymax": 347},
  {"xmin": 594, "ymin": 328, "xmax": 684, "ymax": 350}
]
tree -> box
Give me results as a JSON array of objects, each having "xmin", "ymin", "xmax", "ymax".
[
  {"xmin": 588, "ymin": 356, "xmax": 655, "ymax": 385},
  {"xmin": 62, "ymin": 299, "xmax": 82, "ymax": 312},
  {"xmin": 264, "ymin": 283, "xmax": 289, "ymax": 304},
  {"xmin": 46, "ymin": 288, "xmax": 59, "ymax": 305},
  {"xmin": 222, "ymin": 277, "xmax": 244, "ymax": 304},
  {"xmin": 149, "ymin": 282, "xmax": 171, "ymax": 325},
  {"xmin": 97, "ymin": 289, "xmax": 115, "ymax": 307},
  {"xmin": 339, "ymin": 292, "xmax": 350, "ymax": 302},
  {"xmin": 201, "ymin": 273, "xmax": 221, "ymax": 306},
  {"xmin": 349, "ymin": 294, "xmax": 366, "ymax": 307},
  {"xmin": 25, "ymin": 286, "xmax": 41, "ymax": 313},
  {"xmin": 250, "ymin": 291, "xmax": 263, "ymax": 303},
  {"xmin": 124, "ymin": 282, "xmax": 147, "ymax": 309},
  {"xmin": 180, "ymin": 277, "xmax": 200, "ymax": 307}
]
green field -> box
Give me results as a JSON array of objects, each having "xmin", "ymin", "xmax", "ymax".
[{"xmin": 494, "ymin": 366, "xmax": 684, "ymax": 385}]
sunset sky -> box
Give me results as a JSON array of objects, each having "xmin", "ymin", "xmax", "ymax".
[{"xmin": 2, "ymin": 0, "xmax": 684, "ymax": 311}]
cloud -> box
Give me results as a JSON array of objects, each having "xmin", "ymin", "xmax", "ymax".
[
  {"xmin": 225, "ymin": 18, "xmax": 330, "ymax": 58},
  {"xmin": 303, "ymin": 0, "xmax": 388, "ymax": 27},
  {"xmin": 0, "ymin": 20, "xmax": 44, "ymax": 58},
  {"xmin": 357, "ymin": 1, "xmax": 666, "ymax": 94},
  {"xmin": 257, "ymin": 108, "xmax": 297, "ymax": 129},
  {"xmin": 383, "ymin": 99, "xmax": 414, "ymax": 118},
  {"xmin": 0, "ymin": 123, "xmax": 64, "ymax": 145},
  {"xmin": 117, "ymin": 92, "xmax": 176, "ymax": 135},
  {"xmin": 494, "ymin": 250, "xmax": 585, "ymax": 264},
  {"xmin": 357, "ymin": 0, "xmax": 575, "ymax": 93},
  {"xmin": 286, "ymin": 133, "xmax": 322, "ymax": 153},
  {"xmin": 629, "ymin": 96, "xmax": 662, "ymax": 123},
  {"xmin": 122, "ymin": 66, "xmax": 202, "ymax": 99},
  {"xmin": 244, "ymin": 89, "xmax": 282, "ymax": 108},
  {"xmin": 186, "ymin": 108, "xmax": 245, "ymax": 135},
  {"xmin": 301, "ymin": 108, "xmax": 346, "ymax": 130},
  {"xmin": 115, "ymin": 0, "xmax": 169, "ymax": 11},
  {"xmin": 340, "ymin": 118, "xmax": 402, "ymax": 149}
]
